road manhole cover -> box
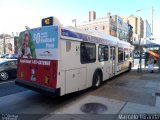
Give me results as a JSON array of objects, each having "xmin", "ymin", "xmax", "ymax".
[{"xmin": 80, "ymin": 103, "xmax": 107, "ymax": 114}]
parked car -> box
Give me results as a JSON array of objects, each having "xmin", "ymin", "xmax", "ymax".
[
  {"xmin": 0, "ymin": 59, "xmax": 18, "ymax": 80},
  {"xmin": 5, "ymin": 54, "xmax": 18, "ymax": 59},
  {"xmin": 0, "ymin": 54, "xmax": 9, "ymax": 58},
  {"xmin": 134, "ymin": 52, "xmax": 145, "ymax": 59},
  {"xmin": 4, "ymin": 54, "xmax": 10, "ymax": 59},
  {"xmin": 0, "ymin": 54, "xmax": 4, "ymax": 58}
]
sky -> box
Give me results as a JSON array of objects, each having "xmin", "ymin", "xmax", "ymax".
[{"xmin": 0, "ymin": 0, "xmax": 159, "ymax": 37}]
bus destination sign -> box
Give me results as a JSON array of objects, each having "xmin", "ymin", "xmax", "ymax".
[{"xmin": 42, "ymin": 17, "xmax": 54, "ymax": 26}]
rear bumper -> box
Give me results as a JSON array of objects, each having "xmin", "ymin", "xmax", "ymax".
[{"xmin": 15, "ymin": 79, "xmax": 60, "ymax": 97}]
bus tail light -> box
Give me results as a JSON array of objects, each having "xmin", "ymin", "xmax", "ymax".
[{"xmin": 44, "ymin": 76, "xmax": 49, "ymax": 84}]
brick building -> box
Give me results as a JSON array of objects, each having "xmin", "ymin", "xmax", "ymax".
[{"xmin": 0, "ymin": 36, "xmax": 18, "ymax": 54}]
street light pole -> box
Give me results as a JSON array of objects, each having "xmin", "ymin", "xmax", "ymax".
[
  {"xmin": 138, "ymin": 37, "xmax": 142, "ymax": 72},
  {"xmin": 136, "ymin": 7, "xmax": 154, "ymax": 72},
  {"xmin": 136, "ymin": 6, "xmax": 154, "ymax": 35},
  {"xmin": 151, "ymin": 6, "xmax": 154, "ymax": 35}
]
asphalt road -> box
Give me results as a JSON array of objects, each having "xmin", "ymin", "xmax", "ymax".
[
  {"xmin": 0, "ymin": 80, "xmax": 27, "ymax": 97},
  {"xmin": 0, "ymin": 65, "xmax": 159, "ymax": 120},
  {"xmin": 0, "ymin": 80, "xmax": 91, "ymax": 120}
]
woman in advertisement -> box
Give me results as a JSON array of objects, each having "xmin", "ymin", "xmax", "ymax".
[{"xmin": 18, "ymin": 32, "xmax": 32, "ymax": 58}]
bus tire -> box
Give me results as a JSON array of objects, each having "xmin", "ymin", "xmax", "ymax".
[
  {"xmin": 128, "ymin": 63, "xmax": 132, "ymax": 71},
  {"xmin": 92, "ymin": 71, "xmax": 102, "ymax": 89}
]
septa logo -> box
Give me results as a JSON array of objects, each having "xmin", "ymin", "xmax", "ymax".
[
  {"xmin": 39, "ymin": 51, "xmax": 52, "ymax": 57},
  {"xmin": 43, "ymin": 51, "xmax": 51, "ymax": 54}
]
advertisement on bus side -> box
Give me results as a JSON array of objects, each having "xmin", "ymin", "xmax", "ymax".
[{"xmin": 18, "ymin": 26, "xmax": 59, "ymax": 60}]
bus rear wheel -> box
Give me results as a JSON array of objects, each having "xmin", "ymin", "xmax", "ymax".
[
  {"xmin": 128, "ymin": 63, "xmax": 132, "ymax": 72},
  {"xmin": 92, "ymin": 72, "xmax": 102, "ymax": 89}
]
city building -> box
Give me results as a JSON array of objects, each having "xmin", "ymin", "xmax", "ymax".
[
  {"xmin": 89, "ymin": 11, "xmax": 96, "ymax": 21},
  {"xmin": 77, "ymin": 11, "xmax": 132, "ymax": 43},
  {"xmin": 0, "ymin": 36, "xmax": 18, "ymax": 54},
  {"xmin": 122, "ymin": 15, "xmax": 145, "ymax": 48},
  {"xmin": 143, "ymin": 20, "xmax": 152, "ymax": 38},
  {"xmin": 0, "ymin": 38, "xmax": 5, "ymax": 54},
  {"xmin": 77, "ymin": 12, "xmax": 117, "ymax": 37},
  {"xmin": 112, "ymin": 15, "xmax": 131, "ymax": 41}
]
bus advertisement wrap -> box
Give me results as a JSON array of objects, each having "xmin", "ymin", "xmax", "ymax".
[{"xmin": 18, "ymin": 26, "xmax": 59, "ymax": 60}]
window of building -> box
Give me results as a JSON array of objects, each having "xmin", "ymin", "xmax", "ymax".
[
  {"xmin": 80, "ymin": 42, "xmax": 96, "ymax": 64},
  {"xmin": 84, "ymin": 28, "xmax": 88, "ymax": 31},
  {"xmin": 98, "ymin": 45, "xmax": 108, "ymax": 62},
  {"xmin": 118, "ymin": 48, "xmax": 124, "ymax": 63},
  {"xmin": 118, "ymin": 28, "xmax": 122, "ymax": 33},
  {"xmin": 118, "ymin": 19, "xmax": 123, "ymax": 25},
  {"xmin": 102, "ymin": 26, "xmax": 105, "ymax": 30}
]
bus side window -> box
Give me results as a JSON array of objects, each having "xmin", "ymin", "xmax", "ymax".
[
  {"xmin": 99, "ymin": 45, "xmax": 108, "ymax": 62},
  {"xmin": 99, "ymin": 45, "xmax": 104, "ymax": 61},
  {"xmin": 104, "ymin": 46, "xmax": 109, "ymax": 61},
  {"xmin": 81, "ymin": 43, "xmax": 89, "ymax": 63},
  {"xmin": 130, "ymin": 50, "xmax": 133, "ymax": 58},
  {"xmin": 118, "ymin": 48, "xmax": 124, "ymax": 63},
  {"xmin": 125, "ymin": 49, "xmax": 129, "ymax": 60},
  {"xmin": 80, "ymin": 42, "xmax": 96, "ymax": 64},
  {"xmin": 110, "ymin": 46, "xmax": 115, "ymax": 60}
]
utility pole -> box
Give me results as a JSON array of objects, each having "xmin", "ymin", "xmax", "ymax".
[
  {"xmin": 151, "ymin": 6, "xmax": 154, "ymax": 35},
  {"xmin": 136, "ymin": 7, "xmax": 154, "ymax": 35},
  {"xmin": 138, "ymin": 38, "xmax": 142, "ymax": 72},
  {"xmin": 136, "ymin": 7, "xmax": 154, "ymax": 72}
]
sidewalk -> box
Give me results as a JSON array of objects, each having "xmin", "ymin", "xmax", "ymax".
[
  {"xmin": 132, "ymin": 64, "xmax": 160, "ymax": 73},
  {"xmin": 41, "ymin": 66, "xmax": 160, "ymax": 120}
]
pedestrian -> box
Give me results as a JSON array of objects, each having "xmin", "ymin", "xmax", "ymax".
[{"xmin": 148, "ymin": 55, "xmax": 155, "ymax": 73}]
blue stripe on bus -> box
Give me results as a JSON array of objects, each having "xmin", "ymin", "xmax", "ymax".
[{"xmin": 61, "ymin": 29, "xmax": 109, "ymax": 45}]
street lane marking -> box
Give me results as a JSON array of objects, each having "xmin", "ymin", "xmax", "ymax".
[{"xmin": 0, "ymin": 80, "xmax": 15, "ymax": 85}]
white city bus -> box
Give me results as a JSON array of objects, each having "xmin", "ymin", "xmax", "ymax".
[{"xmin": 15, "ymin": 16, "xmax": 134, "ymax": 96}]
